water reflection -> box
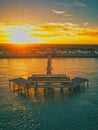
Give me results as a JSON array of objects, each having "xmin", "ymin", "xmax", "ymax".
[
  {"xmin": 1, "ymin": 58, "xmax": 97, "ymax": 130},
  {"xmin": 13, "ymin": 86, "xmax": 87, "ymax": 103}
]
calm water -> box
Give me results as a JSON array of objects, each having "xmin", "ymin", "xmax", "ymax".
[{"xmin": 0, "ymin": 58, "xmax": 98, "ymax": 130}]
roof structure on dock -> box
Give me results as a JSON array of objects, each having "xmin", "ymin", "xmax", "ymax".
[
  {"xmin": 67, "ymin": 77, "xmax": 89, "ymax": 89},
  {"xmin": 72, "ymin": 77, "xmax": 89, "ymax": 83},
  {"xmin": 9, "ymin": 78, "xmax": 32, "ymax": 87},
  {"xmin": 32, "ymin": 74, "xmax": 68, "ymax": 78},
  {"xmin": 9, "ymin": 78, "xmax": 26, "ymax": 82}
]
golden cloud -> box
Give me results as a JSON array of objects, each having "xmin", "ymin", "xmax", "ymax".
[
  {"xmin": 0, "ymin": 22, "xmax": 98, "ymax": 44},
  {"xmin": 78, "ymin": 29, "xmax": 98, "ymax": 37}
]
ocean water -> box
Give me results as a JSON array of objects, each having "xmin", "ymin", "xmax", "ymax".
[{"xmin": 0, "ymin": 58, "xmax": 98, "ymax": 130}]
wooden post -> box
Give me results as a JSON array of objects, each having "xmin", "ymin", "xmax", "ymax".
[
  {"xmin": 35, "ymin": 82, "xmax": 38, "ymax": 87},
  {"xmin": 9, "ymin": 81, "xmax": 12, "ymax": 90},
  {"xmin": 44, "ymin": 88, "xmax": 47, "ymax": 95},
  {"xmin": 13, "ymin": 82, "xmax": 15, "ymax": 91},
  {"xmin": 87, "ymin": 81, "xmax": 89, "ymax": 87},
  {"xmin": 34, "ymin": 87, "xmax": 38, "ymax": 93},
  {"xmin": 60, "ymin": 87, "xmax": 64, "ymax": 94},
  {"xmin": 9, "ymin": 81, "xmax": 11, "ymax": 87}
]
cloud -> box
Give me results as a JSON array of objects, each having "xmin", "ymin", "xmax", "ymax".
[
  {"xmin": 51, "ymin": 9, "xmax": 73, "ymax": 18},
  {"xmin": 63, "ymin": 14, "xmax": 73, "ymax": 17},
  {"xmin": 56, "ymin": 2, "xmax": 70, "ymax": 7},
  {"xmin": 1, "ymin": 22, "xmax": 98, "ymax": 44},
  {"xmin": 34, "ymin": 22, "xmax": 98, "ymax": 43},
  {"xmin": 73, "ymin": 0, "xmax": 87, "ymax": 7},
  {"xmin": 78, "ymin": 29, "xmax": 98, "ymax": 37},
  {"xmin": 52, "ymin": 9, "xmax": 66, "ymax": 14},
  {"xmin": 29, "ymin": 23, "xmax": 71, "ymax": 38},
  {"xmin": 56, "ymin": 1, "xmax": 87, "ymax": 7},
  {"xmin": 84, "ymin": 22, "xmax": 88, "ymax": 26},
  {"xmin": 30, "ymin": 22, "xmax": 81, "ymax": 39}
]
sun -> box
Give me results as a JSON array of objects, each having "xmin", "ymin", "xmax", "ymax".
[{"xmin": 9, "ymin": 26, "xmax": 39, "ymax": 44}]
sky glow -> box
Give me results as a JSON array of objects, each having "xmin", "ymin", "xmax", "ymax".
[{"xmin": 0, "ymin": 0, "xmax": 98, "ymax": 44}]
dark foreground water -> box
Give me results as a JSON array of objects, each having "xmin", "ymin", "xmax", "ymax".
[{"xmin": 0, "ymin": 58, "xmax": 98, "ymax": 130}]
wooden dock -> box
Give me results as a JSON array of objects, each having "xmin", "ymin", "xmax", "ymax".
[
  {"xmin": 9, "ymin": 77, "xmax": 89, "ymax": 91},
  {"xmin": 9, "ymin": 55, "xmax": 89, "ymax": 93}
]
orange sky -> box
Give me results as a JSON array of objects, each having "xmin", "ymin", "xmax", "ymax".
[
  {"xmin": 0, "ymin": 22, "xmax": 98, "ymax": 44},
  {"xmin": 0, "ymin": 0, "xmax": 98, "ymax": 44}
]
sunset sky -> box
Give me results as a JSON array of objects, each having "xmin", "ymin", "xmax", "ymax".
[{"xmin": 0, "ymin": 0, "xmax": 98, "ymax": 44}]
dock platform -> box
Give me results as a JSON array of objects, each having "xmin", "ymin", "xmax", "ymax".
[
  {"xmin": 9, "ymin": 54, "xmax": 89, "ymax": 92},
  {"xmin": 9, "ymin": 77, "xmax": 89, "ymax": 91}
]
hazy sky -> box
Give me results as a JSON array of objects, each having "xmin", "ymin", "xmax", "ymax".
[
  {"xmin": 0, "ymin": 0, "xmax": 98, "ymax": 25},
  {"xmin": 0, "ymin": 0, "xmax": 98, "ymax": 44}
]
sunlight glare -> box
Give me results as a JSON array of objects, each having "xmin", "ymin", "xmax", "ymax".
[{"xmin": 9, "ymin": 26, "xmax": 39, "ymax": 44}]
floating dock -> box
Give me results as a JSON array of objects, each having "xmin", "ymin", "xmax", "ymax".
[{"xmin": 9, "ymin": 54, "xmax": 89, "ymax": 91}]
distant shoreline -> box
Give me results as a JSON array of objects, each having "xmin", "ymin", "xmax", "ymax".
[
  {"xmin": 0, "ymin": 55, "xmax": 98, "ymax": 59},
  {"xmin": 1, "ymin": 44, "xmax": 98, "ymax": 59}
]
